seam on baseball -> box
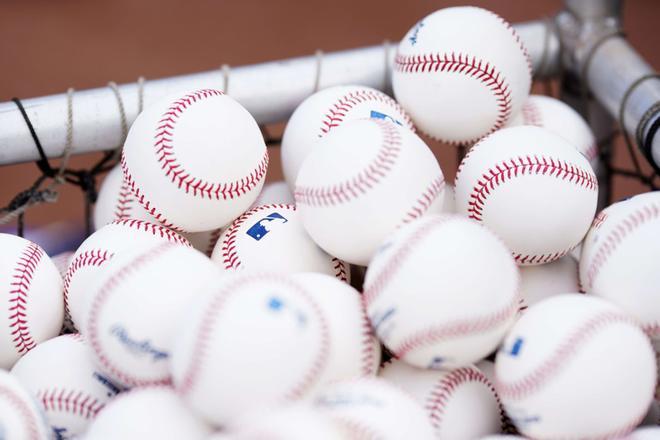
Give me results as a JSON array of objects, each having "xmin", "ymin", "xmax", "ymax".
[
  {"xmin": 86, "ymin": 242, "xmax": 175, "ymax": 387},
  {"xmin": 63, "ymin": 249, "xmax": 114, "ymax": 322},
  {"xmin": 204, "ymin": 228, "xmax": 223, "ymax": 257},
  {"xmin": 521, "ymin": 100, "xmax": 542, "ymax": 127},
  {"xmin": 177, "ymin": 274, "xmax": 330, "ymax": 400},
  {"xmin": 110, "ymin": 219, "xmax": 191, "ymax": 247},
  {"xmin": 496, "ymin": 311, "xmax": 637, "ymax": 401},
  {"xmin": 294, "ymin": 119, "xmax": 402, "ymax": 207},
  {"xmin": 585, "ymin": 203, "xmax": 659, "ymax": 304},
  {"xmin": 401, "ymin": 176, "xmax": 445, "ymax": 224},
  {"xmin": 8, "ymin": 243, "xmax": 43, "ymax": 355},
  {"xmin": 318, "ymin": 89, "xmax": 413, "ymax": 137},
  {"xmin": 114, "ymin": 178, "xmax": 134, "ymax": 221},
  {"xmin": 219, "ymin": 203, "xmax": 294, "ymax": 271},
  {"xmin": 36, "ymin": 388, "xmax": 105, "ymax": 420},
  {"xmin": 154, "ymin": 89, "xmax": 269, "ymax": 200},
  {"xmin": 331, "ymin": 257, "xmax": 349, "ymax": 283},
  {"xmin": 425, "ymin": 366, "xmax": 506, "ymax": 434},
  {"xmin": 394, "ymin": 52, "xmax": 512, "ymax": 144},
  {"xmin": 485, "ymin": 9, "xmax": 533, "ymax": 76},
  {"xmin": 0, "ymin": 384, "xmax": 41, "ymax": 440},
  {"xmin": 359, "ymin": 305, "xmax": 377, "ymax": 376}
]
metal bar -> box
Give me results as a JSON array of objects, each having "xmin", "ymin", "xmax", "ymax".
[{"xmin": 0, "ymin": 20, "xmax": 557, "ymax": 166}]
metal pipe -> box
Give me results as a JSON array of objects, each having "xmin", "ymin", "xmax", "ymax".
[{"xmin": 0, "ymin": 20, "xmax": 557, "ymax": 165}]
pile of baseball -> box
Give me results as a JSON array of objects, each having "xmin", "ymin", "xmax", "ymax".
[{"xmin": 1, "ymin": 6, "xmax": 659, "ymax": 440}]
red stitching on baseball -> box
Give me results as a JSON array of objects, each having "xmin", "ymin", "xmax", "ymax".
[
  {"xmin": 331, "ymin": 257, "xmax": 349, "ymax": 283},
  {"xmin": 153, "ymin": 89, "xmax": 268, "ymax": 200},
  {"xmin": 204, "ymin": 228, "xmax": 223, "ymax": 257},
  {"xmin": 485, "ymin": 9, "xmax": 533, "ymax": 77},
  {"xmin": 318, "ymin": 89, "xmax": 413, "ymax": 137},
  {"xmin": 521, "ymin": 100, "xmax": 542, "ymax": 127},
  {"xmin": 401, "ymin": 176, "xmax": 445, "ymax": 224},
  {"xmin": 363, "ymin": 216, "xmax": 453, "ymax": 307},
  {"xmin": 359, "ymin": 306, "xmax": 377, "ymax": 376},
  {"xmin": 36, "ymin": 388, "xmax": 104, "ymax": 419},
  {"xmin": 425, "ymin": 366, "xmax": 507, "ymax": 433},
  {"xmin": 393, "ymin": 295, "xmax": 519, "ymax": 358},
  {"xmin": 585, "ymin": 203, "xmax": 659, "ymax": 291},
  {"xmin": 110, "ymin": 219, "xmax": 190, "ymax": 247},
  {"xmin": 220, "ymin": 204, "xmax": 294, "ymax": 270},
  {"xmin": 496, "ymin": 311, "xmax": 636, "ymax": 401},
  {"xmin": 394, "ymin": 52, "xmax": 512, "ymax": 142},
  {"xmin": 86, "ymin": 242, "xmax": 176, "ymax": 387},
  {"xmin": 0, "ymin": 384, "xmax": 41, "ymax": 440},
  {"xmin": 8, "ymin": 243, "xmax": 44, "ymax": 355},
  {"xmin": 334, "ymin": 418, "xmax": 385, "ymax": 439},
  {"xmin": 63, "ymin": 249, "xmax": 114, "ymax": 323},
  {"xmin": 468, "ymin": 155, "xmax": 597, "ymax": 222},
  {"xmin": 295, "ymin": 119, "xmax": 402, "ymax": 206},
  {"xmin": 121, "ymin": 153, "xmax": 182, "ymax": 232},
  {"xmin": 584, "ymin": 143, "xmax": 599, "ymax": 163},
  {"xmin": 114, "ymin": 178, "xmax": 134, "ymax": 221},
  {"xmin": 513, "ymin": 249, "xmax": 573, "ymax": 265},
  {"xmin": 177, "ymin": 274, "xmax": 330, "ymax": 400}
]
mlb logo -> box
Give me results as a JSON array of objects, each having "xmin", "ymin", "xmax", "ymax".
[{"xmin": 246, "ymin": 212, "xmax": 288, "ymax": 240}]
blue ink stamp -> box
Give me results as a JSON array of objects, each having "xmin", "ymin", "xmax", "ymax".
[
  {"xmin": 246, "ymin": 212, "xmax": 288, "ymax": 241},
  {"xmin": 508, "ymin": 337, "xmax": 524, "ymax": 357},
  {"xmin": 408, "ymin": 20, "xmax": 424, "ymax": 45},
  {"xmin": 428, "ymin": 356, "xmax": 445, "ymax": 370},
  {"xmin": 93, "ymin": 372, "xmax": 121, "ymax": 397},
  {"xmin": 268, "ymin": 296, "xmax": 283, "ymax": 311},
  {"xmin": 370, "ymin": 110, "xmax": 402, "ymax": 126},
  {"xmin": 110, "ymin": 325, "xmax": 168, "ymax": 362}
]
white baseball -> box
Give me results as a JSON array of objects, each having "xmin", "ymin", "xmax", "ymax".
[
  {"xmin": 11, "ymin": 334, "xmax": 121, "ymax": 438},
  {"xmin": 440, "ymin": 183, "xmax": 456, "ymax": 213},
  {"xmin": 171, "ymin": 273, "xmax": 330, "ymax": 426},
  {"xmin": 518, "ymin": 256, "xmax": 580, "ymax": 312},
  {"xmin": 0, "ymin": 234, "xmax": 63, "ymax": 369},
  {"xmin": 51, "ymin": 250, "xmax": 74, "ymax": 279},
  {"xmin": 381, "ymin": 359, "xmax": 503, "ymax": 439},
  {"xmin": 63, "ymin": 218, "xmax": 190, "ymax": 331},
  {"xmin": 313, "ymin": 377, "xmax": 436, "ymax": 440},
  {"xmin": 0, "ymin": 369, "xmax": 51, "ymax": 440},
  {"xmin": 627, "ymin": 427, "xmax": 660, "ymax": 440},
  {"xmin": 84, "ymin": 386, "xmax": 212, "ymax": 440},
  {"xmin": 392, "ymin": 6, "xmax": 531, "ymax": 144},
  {"xmin": 506, "ymin": 95, "xmax": 599, "ymax": 167},
  {"xmin": 252, "ymin": 180, "xmax": 295, "ymax": 206},
  {"xmin": 293, "ymin": 273, "xmax": 381, "ymax": 383},
  {"xmin": 580, "ymin": 191, "xmax": 660, "ymax": 342},
  {"xmin": 83, "ymin": 242, "xmax": 219, "ymax": 388},
  {"xmin": 281, "ymin": 85, "xmax": 413, "ymax": 189},
  {"xmin": 121, "ymin": 89, "xmax": 268, "ymax": 232},
  {"xmin": 495, "ymin": 294, "xmax": 656, "ymax": 439},
  {"xmin": 211, "ymin": 204, "xmax": 349, "ymax": 281},
  {"xmin": 455, "ymin": 126, "xmax": 598, "ymax": 265},
  {"xmin": 295, "ymin": 119, "xmax": 445, "ymax": 265},
  {"xmin": 95, "ymin": 164, "xmax": 224, "ymax": 257},
  {"xmin": 364, "ymin": 214, "xmax": 519, "ymax": 369},
  {"xmin": 231, "ymin": 404, "xmax": 344, "ymax": 440}
]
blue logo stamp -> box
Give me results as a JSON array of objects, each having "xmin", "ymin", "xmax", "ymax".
[
  {"xmin": 506, "ymin": 337, "xmax": 524, "ymax": 357},
  {"xmin": 267, "ymin": 296, "xmax": 307, "ymax": 327},
  {"xmin": 408, "ymin": 20, "xmax": 425, "ymax": 46},
  {"xmin": 246, "ymin": 212, "xmax": 288, "ymax": 241},
  {"xmin": 370, "ymin": 110, "xmax": 402, "ymax": 126},
  {"xmin": 93, "ymin": 372, "xmax": 121, "ymax": 397},
  {"xmin": 110, "ymin": 325, "xmax": 168, "ymax": 362},
  {"xmin": 428, "ymin": 356, "xmax": 446, "ymax": 370}
]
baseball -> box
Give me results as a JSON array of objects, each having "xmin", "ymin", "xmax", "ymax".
[
  {"xmin": 495, "ymin": 294, "xmax": 656, "ymax": 439},
  {"xmin": 455, "ymin": 126, "xmax": 599, "ymax": 265},
  {"xmin": 293, "ymin": 273, "xmax": 381, "ymax": 381},
  {"xmin": 364, "ymin": 214, "xmax": 520, "ymax": 369},
  {"xmin": 121, "ymin": 89, "xmax": 268, "ymax": 232},
  {"xmin": 392, "ymin": 6, "xmax": 531, "ymax": 144},
  {"xmin": 0, "ymin": 369, "xmax": 51, "ymax": 440},
  {"xmin": 518, "ymin": 256, "xmax": 580, "ymax": 312},
  {"xmin": 440, "ymin": 183, "xmax": 456, "ymax": 213},
  {"xmin": 0, "ymin": 234, "xmax": 63, "ymax": 369},
  {"xmin": 579, "ymin": 191, "xmax": 660, "ymax": 342},
  {"xmin": 381, "ymin": 359, "xmax": 503, "ymax": 439},
  {"xmin": 231, "ymin": 404, "xmax": 344, "ymax": 440},
  {"xmin": 281, "ymin": 85, "xmax": 413, "ymax": 189},
  {"xmin": 95, "ymin": 165, "xmax": 222, "ymax": 257},
  {"xmin": 295, "ymin": 118, "xmax": 445, "ymax": 265},
  {"xmin": 63, "ymin": 218, "xmax": 190, "ymax": 331},
  {"xmin": 51, "ymin": 250, "xmax": 74, "ymax": 279},
  {"xmin": 211, "ymin": 204, "xmax": 349, "ymax": 281},
  {"xmin": 506, "ymin": 95, "xmax": 599, "ymax": 167},
  {"xmin": 83, "ymin": 242, "xmax": 219, "ymax": 388},
  {"xmin": 313, "ymin": 377, "xmax": 436, "ymax": 440},
  {"xmin": 171, "ymin": 272, "xmax": 330, "ymax": 426},
  {"xmin": 11, "ymin": 334, "xmax": 121, "ymax": 438},
  {"xmin": 84, "ymin": 386, "xmax": 212, "ymax": 440}
]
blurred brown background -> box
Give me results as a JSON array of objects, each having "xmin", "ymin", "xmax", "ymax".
[{"xmin": 0, "ymin": 0, "xmax": 658, "ymax": 248}]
